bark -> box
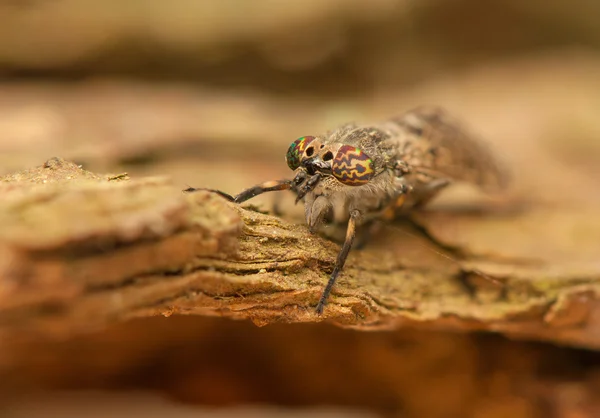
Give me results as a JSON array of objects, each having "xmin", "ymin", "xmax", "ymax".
[{"xmin": 2, "ymin": 158, "xmax": 599, "ymax": 351}]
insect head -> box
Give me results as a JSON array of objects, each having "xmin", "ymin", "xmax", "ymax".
[{"xmin": 286, "ymin": 137, "xmax": 375, "ymax": 186}]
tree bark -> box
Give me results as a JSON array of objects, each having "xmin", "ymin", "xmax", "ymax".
[{"xmin": 2, "ymin": 158, "xmax": 599, "ymax": 351}]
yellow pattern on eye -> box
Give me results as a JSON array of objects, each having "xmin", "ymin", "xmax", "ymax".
[{"xmin": 332, "ymin": 145, "xmax": 374, "ymax": 186}]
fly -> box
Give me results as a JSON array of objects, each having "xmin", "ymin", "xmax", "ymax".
[{"xmin": 186, "ymin": 106, "xmax": 508, "ymax": 314}]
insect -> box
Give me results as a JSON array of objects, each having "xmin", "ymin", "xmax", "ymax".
[{"xmin": 186, "ymin": 106, "xmax": 507, "ymax": 314}]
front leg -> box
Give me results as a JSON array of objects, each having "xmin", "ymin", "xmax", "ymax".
[
  {"xmin": 184, "ymin": 179, "xmax": 292, "ymax": 204},
  {"xmin": 316, "ymin": 209, "xmax": 362, "ymax": 314}
]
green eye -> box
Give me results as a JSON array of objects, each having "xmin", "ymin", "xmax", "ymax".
[
  {"xmin": 332, "ymin": 145, "xmax": 375, "ymax": 186},
  {"xmin": 286, "ymin": 136, "xmax": 315, "ymax": 170}
]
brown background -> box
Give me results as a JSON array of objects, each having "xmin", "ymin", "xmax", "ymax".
[{"xmin": 1, "ymin": 1, "xmax": 600, "ymax": 417}]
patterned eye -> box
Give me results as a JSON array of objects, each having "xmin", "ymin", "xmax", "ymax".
[
  {"xmin": 286, "ymin": 136, "xmax": 315, "ymax": 170},
  {"xmin": 332, "ymin": 145, "xmax": 375, "ymax": 186}
]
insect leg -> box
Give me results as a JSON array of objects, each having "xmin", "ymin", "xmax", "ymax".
[
  {"xmin": 184, "ymin": 179, "xmax": 292, "ymax": 204},
  {"xmin": 183, "ymin": 187, "xmax": 236, "ymax": 201},
  {"xmin": 231, "ymin": 180, "xmax": 292, "ymax": 203},
  {"xmin": 410, "ymin": 178, "xmax": 450, "ymax": 208},
  {"xmin": 354, "ymin": 220, "xmax": 381, "ymax": 249},
  {"xmin": 316, "ymin": 209, "xmax": 361, "ymax": 314}
]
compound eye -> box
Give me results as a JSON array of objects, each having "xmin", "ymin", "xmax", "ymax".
[
  {"xmin": 332, "ymin": 145, "xmax": 375, "ymax": 186},
  {"xmin": 286, "ymin": 136, "xmax": 316, "ymax": 170}
]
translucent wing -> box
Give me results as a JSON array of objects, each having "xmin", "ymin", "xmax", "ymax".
[{"xmin": 388, "ymin": 106, "xmax": 509, "ymax": 192}]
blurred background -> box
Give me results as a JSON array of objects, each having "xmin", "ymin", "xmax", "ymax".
[{"xmin": 1, "ymin": 1, "xmax": 600, "ymax": 417}]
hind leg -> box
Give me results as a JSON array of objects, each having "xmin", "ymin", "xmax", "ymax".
[{"xmin": 408, "ymin": 178, "xmax": 451, "ymax": 208}]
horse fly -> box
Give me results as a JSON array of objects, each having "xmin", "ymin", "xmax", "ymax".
[{"xmin": 186, "ymin": 106, "xmax": 507, "ymax": 314}]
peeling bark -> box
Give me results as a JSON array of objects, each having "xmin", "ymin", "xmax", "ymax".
[{"xmin": 1, "ymin": 158, "xmax": 599, "ymax": 351}]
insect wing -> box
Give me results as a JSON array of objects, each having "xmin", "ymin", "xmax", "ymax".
[{"xmin": 392, "ymin": 107, "xmax": 508, "ymax": 192}]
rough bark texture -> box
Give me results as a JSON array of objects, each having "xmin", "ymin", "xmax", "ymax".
[{"xmin": 2, "ymin": 157, "xmax": 599, "ymax": 352}]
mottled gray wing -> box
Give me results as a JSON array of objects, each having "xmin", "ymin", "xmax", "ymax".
[{"xmin": 389, "ymin": 106, "xmax": 509, "ymax": 192}]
